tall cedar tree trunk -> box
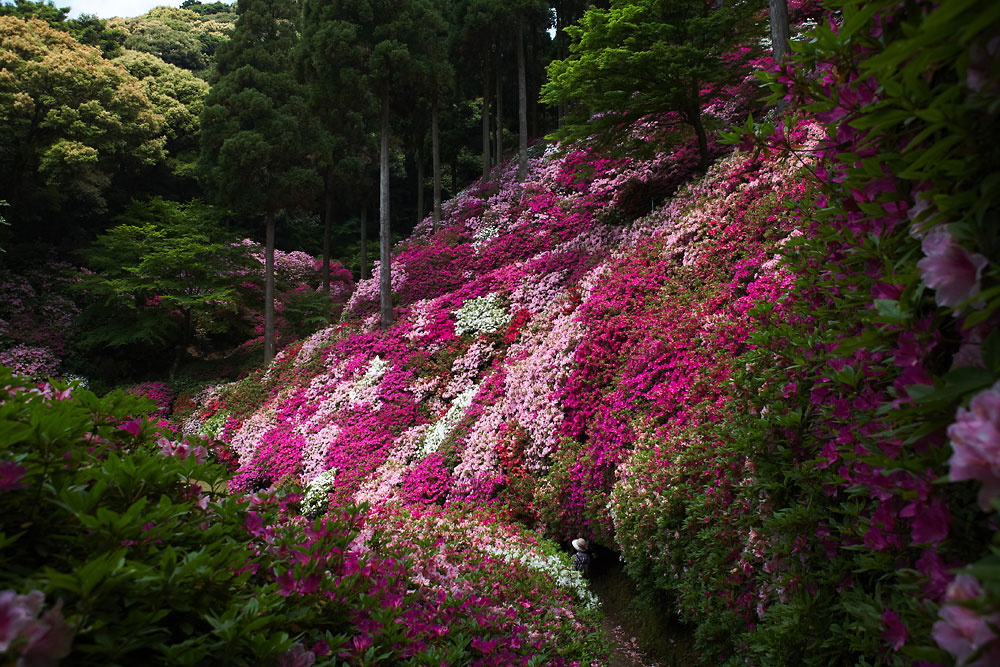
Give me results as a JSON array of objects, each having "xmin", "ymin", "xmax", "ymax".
[
  {"xmin": 170, "ymin": 308, "xmax": 191, "ymax": 380},
  {"xmin": 379, "ymin": 94, "xmax": 393, "ymax": 328},
  {"xmin": 360, "ymin": 203, "xmax": 368, "ymax": 278},
  {"xmin": 769, "ymin": 0, "xmax": 790, "ymax": 112},
  {"xmin": 323, "ymin": 170, "xmax": 333, "ymax": 294},
  {"xmin": 495, "ymin": 55, "xmax": 503, "ymax": 166},
  {"xmin": 482, "ymin": 60, "xmax": 491, "ymax": 181},
  {"xmin": 416, "ymin": 148, "xmax": 424, "ymax": 225},
  {"xmin": 516, "ymin": 17, "xmax": 528, "ymax": 182},
  {"xmin": 432, "ymin": 98, "xmax": 441, "ymax": 231},
  {"xmin": 769, "ymin": 0, "xmax": 790, "ymax": 62},
  {"xmin": 264, "ymin": 210, "xmax": 275, "ymax": 365},
  {"xmin": 690, "ymin": 107, "xmax": 709, "ymax": 171}
]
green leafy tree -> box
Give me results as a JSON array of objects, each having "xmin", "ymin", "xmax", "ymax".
[
  {"xmin": 0, "ymin": 2, "xmax": 128, "ymax": 56},
  {"xmin": 199, "ymin": 0, "xmax": 321, "ymax": 365},
  {"xmin": 76, "ymin": 198, "xmax": 241, "ymax": 378},
  {"xmin": 0, "ymin": 0, "xmax": 67, "ymax": 25},
  {"xmin": 454, "ymin": 0, "xmax": 507, "ymax": 180},
  {"xmin": 108, "ymin": 5, "xmax": 236, "ymax": 73},
  {"xmin": 542, "ymin": 0, "xmax": 759, "ymax": 170},
  {"xmin": 113, "ymin": 49, "xmax": 209, "ymax": 175},
  {"xmin": 66, "ymin": 14, "xmax": 127, "ymax": 56},
  {"xmin": 299, "ymin": 0, "xmax": 377, "ymax": 294},
  {"xmin": 0, "ymin": 17, "xmax": 165, "ymax": 236}
]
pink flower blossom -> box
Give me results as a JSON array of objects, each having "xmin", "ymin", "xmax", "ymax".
[
  {"xmin": 916, "ymin": 229, "xmax": 989, "ymax": 308},
  {"xmin": 947, "ymin": 381, "xmax": 1000, "ymax": 510},
  {"xmin": 19, "ymin": 599, "xmax": 73, "ymax": 666},
  {"xmin": 0, "ymin": 461, "xmax": 28, "ymax": 492},
  {"xmin": 881, "ymin": 607, "xmax": 907, "ymax": 651},
  {"xmin": 276, "ymin": 643, "xmax": 315, "ymax": 667},
  {"xmin": 932, "ymin": 576, "xmax": 1000, "ymax": 666},
  {"xmin": 0, "ymin": 590, "xmax": 43, "ymax": 652},
  {"xmin": 0, "ymin": 591, "xmax": 72, "ymax": 662}
]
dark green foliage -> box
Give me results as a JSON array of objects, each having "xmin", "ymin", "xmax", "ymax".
[
  {"xmin": 74, "ymin": 198, "xmax": 242, "ymax": 377},
  {"xmin": 0, "ymin": 367, "xmax": 372, "ymax": 664},
  {"xmin": 542, "ymin": 0, "xmax": 762, "ymax": 168},
  {"xmin": 199, "ymin": 0, "xmax": 320, "ymax": 222},
  {"xmin": 0, "ymin": 0, "xmax": 67, "ymax": 25},
  {"xmin": 199, "ymin": 0, "xmax": 323, "ymax": 362}
]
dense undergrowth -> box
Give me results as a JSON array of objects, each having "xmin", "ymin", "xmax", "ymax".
[{"xmin": 3, "ymin": 0, "xmax": 999, "ymax": 664}]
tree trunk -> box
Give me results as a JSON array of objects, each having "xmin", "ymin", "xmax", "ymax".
[
  {"xmin": 360, "ymin": 203, "xmax": 368, "ymax": 279},
  {"xmin": 768, "ymin": 0, "xmax": 790, "ymax": 63},
  {"xmin": 495, "ymin": 56, "xmax": 503, "ymax": 166},
  {"xmin": 170, "ymin": 308, "xmax": 191, "ymax": 380},
  {"xmin": 482, "ymin": 59, "xmax": 491, "ymax": 181},
  {"xmin": 379, "ymin": 93, "xmax": 393, "ymax": 329},
  {"xmin": 264, "ymin": 210, "xmax": 275, "ymax": 365},
  {"xmin": 432, "ymin": 97, "xmax": 441, "ymax": 231},
  {"xmin": 416, "ymin": 147, "xmax": 424, "ymax": 226},
  {"xmin": 690, "ymin": 107, "xmax": 709, "ymax": 172},
  {"xmin": 323, "ymin": 170, "xmax": 333, "ymax": 295},
  {"xmin": 516, "ymin": 17, "xmax": 529, "ymax": 182}
]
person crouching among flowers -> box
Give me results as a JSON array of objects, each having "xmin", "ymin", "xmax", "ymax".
[{"xmin": 572, "ymin": 538, "xmax": 592, "ymax": 577}]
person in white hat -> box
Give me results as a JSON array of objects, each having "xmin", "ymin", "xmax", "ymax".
[{"xmin": 571, "ymin": 537, "xmax": 591, "ymax": 576}]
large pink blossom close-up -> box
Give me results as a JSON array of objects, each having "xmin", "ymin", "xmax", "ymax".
[
  {"xmin": 947, "ymin": 380, "xmax": 1000, "ymax": 510},
  {"xmin": 917, "ymin": 228, "xmax": 989, "ymax": 308}
]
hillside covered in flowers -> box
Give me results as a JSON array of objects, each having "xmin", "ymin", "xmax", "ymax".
[{"xmin": 2, "ymin": 0, "xmax": 999, "ymax": 665}]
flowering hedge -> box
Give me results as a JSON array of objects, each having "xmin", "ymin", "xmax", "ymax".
[{"xmin": 174, "ymin": 0, "xmax": 1000, "ymax": 663}]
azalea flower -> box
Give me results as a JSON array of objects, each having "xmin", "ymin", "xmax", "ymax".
[
  {"xmin": 916, "ymin": 228, "xmax": 989, "ymax": 309},
  {"xmin": 932, "ymin": 575, "xmax": 1000, "ymax": 666},
  {"xmin": 0, "ymin": 461, "xmax": 28, "ymax": 493},
  {"xmin": 947, "ymin": 381, "xmax": 1000, "ymax": 510},
  {"xmin": 0, "ymin": 590, "xmax": 73, "ymax": 662}
]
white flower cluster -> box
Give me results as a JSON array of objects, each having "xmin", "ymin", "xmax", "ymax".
[
  {"xmin": 346, "ymin": 356, "xmax": 388, "ymax": 403},
  {"xmin": 202, "ymin": 410, "xmax": 229, "ymax": 439},
  {"xmin": 418, "ymin": 385, "xmax": 478, "ymax": 458},
  {"xmin": 473, "ymin": 224, "xmax": 499, "ymax": 247},
  {"xmin": 301, "ymin": 468, "xmax": 338, "ymax": 517},
  {"xmin": 62, "ymin": 374, "xmax": 89, "ymax": 388},
  {"xmin": 480, "ymin": 542, "xmax": 599, "ymax": 610},
  {"xmin": 453, "ymin": 294, "xmax": 510, "ymax": 337}
]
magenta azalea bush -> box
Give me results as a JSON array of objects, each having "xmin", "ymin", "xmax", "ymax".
[{"xmin": 0, "ymin": 367, "xmax": 607, "ymax": 665}]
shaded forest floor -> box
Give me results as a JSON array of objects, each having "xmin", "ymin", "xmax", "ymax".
[{"xmin": 587, "ymin": 547, "xmax": 701, "ymax": 666}]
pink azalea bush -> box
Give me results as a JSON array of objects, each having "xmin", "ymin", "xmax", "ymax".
[
  {"xmin": 0, "ymin": 257, "xmax": 79, "ymax": 377},
  {"xmin": 125, "ymin": 381, "xmax": 173, "ymax": 415}
]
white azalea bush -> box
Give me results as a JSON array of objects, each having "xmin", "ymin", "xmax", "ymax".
[
  {"xmin": 301, "ymin": 467, "xmax": 338, "ymax": 517},
  {"xmin": 453, "ymin": 294, "xmax": 510, "ymax": 337}
]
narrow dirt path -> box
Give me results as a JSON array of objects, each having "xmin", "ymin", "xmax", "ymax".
[{"xmin": 585, "ymin": 548, "xmax": 699, "ymax": 667}]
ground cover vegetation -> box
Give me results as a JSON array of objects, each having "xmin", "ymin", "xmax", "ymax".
[{"xmin": 2, "ymin": 0, "xmax": 999, "ymax": 664}]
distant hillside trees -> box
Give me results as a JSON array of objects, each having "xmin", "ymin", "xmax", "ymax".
[
  {"xmin": 0, "ymin": 16, "xmax": 165, "ymax": 238},
  {"xmin": 107, "ymin": 4, "xmax": 236, "ymax": 74}
]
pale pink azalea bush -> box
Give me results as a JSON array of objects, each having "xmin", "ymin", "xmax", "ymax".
[{"xmin": 947, "ymin": 382, "xmax": 1000, "ymax": 511}]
